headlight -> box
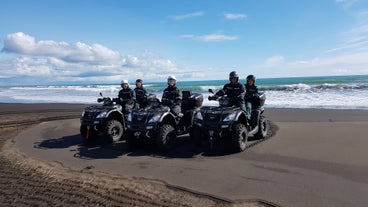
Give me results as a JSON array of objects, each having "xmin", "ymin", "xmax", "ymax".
[
  {"xmin": 127, "ymin": 113, "xmax": 132, "ymax": 122},
  {"xmin": 223, "ymin": 113, "xmax": 236, "ymax": 122},
  {"xmin": 195, "ymin": 112, "xmax": 203, "ymax": 120},
  {"xmin": 96, "ymin": 111, "xmax": 108, "ymax": 118},
  {"xmin": 81, "ymin": 110, "xmax": 85, "ymax": 117},
  {"xmin": 148, "ymin": 114, "xmax": 161, "ymax": 123}
]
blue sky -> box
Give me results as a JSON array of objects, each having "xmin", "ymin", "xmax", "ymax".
[{"xmin": 0, "ymin": 0, "xmax": 368, "ymax": 85}]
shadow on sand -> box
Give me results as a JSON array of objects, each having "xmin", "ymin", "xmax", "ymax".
[
  {"xmin": 34, "ymin": 134, "xmax": 126, "ymax": 159},
  {"xmin": 34, "ymin": 134, "xmax": 264, "ymax": 160},
  {"xmin": 34, "ymin": 121, "xmax": 278, "ymax": 160}
]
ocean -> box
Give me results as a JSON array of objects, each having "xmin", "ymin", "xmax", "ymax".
[{"xmin": 1, "ymin": 75, "xmax": 368, "ymax": 110}]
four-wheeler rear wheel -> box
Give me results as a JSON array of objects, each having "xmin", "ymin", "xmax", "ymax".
[
  {"xmin": 254, "ymin": 115, "xmax": 269, "ymax": 139},
  {"xmin": 156, "ymin": 124, "xmax": 176, "ymax": 152},
  {"xmin": 105, "ymin": 120, "xmax": 124, "ymax": 143},
  {"xmin": 230, "ymin": 123, "xmax": 249, "ymax": 152}
]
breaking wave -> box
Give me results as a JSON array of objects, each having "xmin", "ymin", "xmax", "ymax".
[{"xmin": 1, "ymin": 75, "xmax": 368, "ymax": 109}]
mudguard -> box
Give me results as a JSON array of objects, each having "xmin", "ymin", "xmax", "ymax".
[{"xmin": 159, "ymin": 112, "xmax": 177, "ymax": 125}]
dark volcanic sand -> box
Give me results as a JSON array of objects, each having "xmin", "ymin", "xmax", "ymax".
[
  {"xmin": 0, "ymin": 103, "xmax": 268, "ymax": 207},
  {"xmin": 2, "ymin": 103, "xmax": 368, "ymax": 207}
]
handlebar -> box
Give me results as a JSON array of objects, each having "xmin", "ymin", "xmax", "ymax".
[
  {"xmin": 97, "ymin": 97, "xmax": 113, "ymax": 105},
  {"xmin": 208, "ymin": 95, "xmax": 219, "ymax": 101}
]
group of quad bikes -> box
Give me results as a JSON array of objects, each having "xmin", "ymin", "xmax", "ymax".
[{"xmin": 80, "ymin": 89, "xmax": 269, "ymax": 153}]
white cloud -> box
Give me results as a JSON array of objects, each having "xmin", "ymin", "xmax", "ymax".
[
  {"xmin": 264, "ymin": 55, "xmax": 285, "ymax": 67},
  {"xmin": 251, "ymin": 52, "xmax": 368, "ymax": 77},
  {"xmin": 181, "ymin": 33, "xmax": 238, "ymax": 42},
  {"xmin": 2, "ymin": 32, "xmax": 123, "ymax": 65},
  {"xmin": 171, "ymin": 12, "xmax": 204, "ymax": 20},
  {"xmin": 325, "ymin": 39, "xmax": 368, "ymax": 53},
  {"xmin": 123, "ymin": 54, "xmax": 178, "ymax": 74},
  {"xmin": 325, "ymin": 9, "xmax": 368, "ymax": 54},
  {"xmin": 15, "ymin": 57, "xmax": 52, "ymax": 75},
  {"xmin": 335, "ymin": 0, "xmax": 359, "ymax": 8},
  {"xmin": 357, "ymin": 10, "xmax": 368, "ymax": 21},
  {"xmin": 0, "ymin": 33, "xmax": 201, "ymax": 84},
  {"xmin": 224, "ymin": 13, "xmax": 247, "ymax": 20}
]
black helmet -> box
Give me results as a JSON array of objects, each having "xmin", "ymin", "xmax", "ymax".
[
  {"xmin": 229, "ymin": 71, "xmax": 239, "ymax": 81},
  {"xmin": 246, "ymin": 75, "xmax": 256, "ymax": 83},
  {"xmin": 136, "ymin": 79, "xmax": 143, "ymax": 84}
]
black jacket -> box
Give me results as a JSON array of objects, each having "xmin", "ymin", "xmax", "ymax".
[
  {"xmin": 118, "ymin": 88, "xmax": 136, "ymax": 104},
  {"xmin": 245, "ymin": 85, "xmax": 258, "ymax": 101},
  {"xmin": 216, "ymin": 82, "xmax": 245, "ymax": 103},
  {"xmin": 161, "ymin": 86, "xmax": 182, "ymax": 107},
  {"xmin": 134, "ymin": 87, "xmax": 148, "ymax": 105}
]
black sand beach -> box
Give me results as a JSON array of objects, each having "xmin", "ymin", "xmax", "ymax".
[{"xmin": 1, "ymin": 103, "xmax": 368, "ymax": 207}]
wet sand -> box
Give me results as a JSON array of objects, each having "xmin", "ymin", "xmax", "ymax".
[{"xmin": 1, "ymin": 103, "xmax": 368, "ymax": 207}]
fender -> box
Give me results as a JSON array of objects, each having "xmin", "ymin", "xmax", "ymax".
[
  {"xmin": 226, "ymin": 110, "xmax": 247, "ymax": 125},
  {"xmin": 234, "ymin": 110, "xmax": 246, "ymax": 122},
  {"xmin": 106, "ymin": 108, "xmax": 124, "ymax": 117},
  {"xmin": 159, "ymin": 111, "xmax": 177, "ymax": 125},
  {"xmin": 105, "ymin": 103, "xmax": 124, "ymax": 116},
  {"xmin": 106, "ymin": 108, "xmax": 126, "ymax": 128}
]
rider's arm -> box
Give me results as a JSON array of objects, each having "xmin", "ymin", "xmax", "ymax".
[
  {"xmin": 237, "ymin": 84, "xmax": 246, "ymax": 101},
  {"xmin": 175, "ymin": 89, "xmax": 182, "ymax": 106},
  {"xmin": 161, "ymin": 89, "xmax": 170, "ymax": 105},
  {"xmin": 215, "ymin": 84, "xmax": 227, "ymax": 97},
  {"xmin": 118, "ymin": 90, "xmax": 124, "ymax": 102},
  {"xmin": 143, "ymin": 88, "xmax": 149, "ymax": 98},
  {"xmin": 131, "ymin": 89, "xmax": 136, "ymax": 101}
]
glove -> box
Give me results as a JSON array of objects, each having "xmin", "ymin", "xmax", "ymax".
[
  {"xmin": 161, "ymin": 98, "xmax": 171, "ymax": 106},
  {"xmin": 208, "ymin": 95, "xmax": 218, "ymax": 101}
]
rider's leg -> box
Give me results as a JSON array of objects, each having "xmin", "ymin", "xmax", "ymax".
[
  {"xmin": 125, "ymin": 103, "xmax": 134, "ymax": 114},
  {"xmin": 246, "ymin": 102, "xmax": 252, "ymax": 120},
  {"xmin": 171, "ymin": 105, "xmax": 182, "ymax": 116}
]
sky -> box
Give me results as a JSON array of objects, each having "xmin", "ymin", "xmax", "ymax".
[{"xmin": 0, "ymin": 0, "xmax": 368, "ymax": 85}]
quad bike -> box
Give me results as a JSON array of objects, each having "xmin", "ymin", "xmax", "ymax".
[
  {"xmin": 126, "ymin": 91, "xmax": 203, "ymax": 152},
  {"xmin": 80, "ymin": 92, "xmax": 127, "ymax": 143},
  {"xmin": 192, "ymin": 89, "xmax": 269, "ymax": 152}
]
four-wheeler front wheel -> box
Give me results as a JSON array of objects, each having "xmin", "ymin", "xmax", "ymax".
[
  {"xmin": 105, "ymin": 120, "xmax": 124, "ymax": 143},
  {"xmin": 230, "ymin": 123, "xmax": 249, "ymax": 152},
  {"xmin": 156, "ymin": 124, "xmax": 176, "ymax": 152}
]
